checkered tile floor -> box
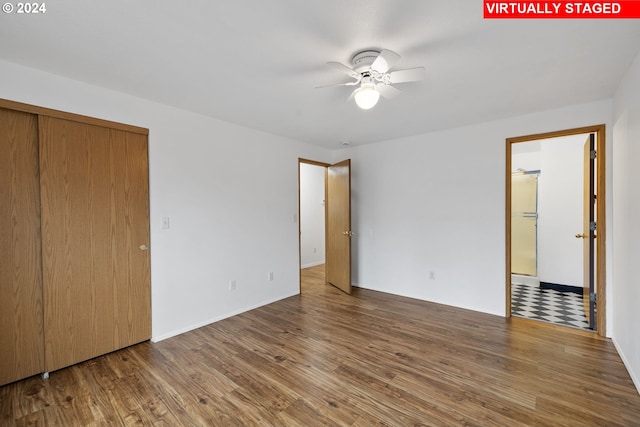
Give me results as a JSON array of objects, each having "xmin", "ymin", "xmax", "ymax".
[{"xmin": 511, "ymin": 283, "xmax": 591, "ymax": 330}]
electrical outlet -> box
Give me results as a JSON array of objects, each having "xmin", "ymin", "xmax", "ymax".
[
  {"xmin": 229, "ymin": 280, "xmax": 236, "ymax": 291},
  {"xmin": 161, "ymin": 217, "xmax": 170, "ymax": 229},
  {"xmin": 268, "ymin": 272, "xmax": 274, "ymax": 281}
]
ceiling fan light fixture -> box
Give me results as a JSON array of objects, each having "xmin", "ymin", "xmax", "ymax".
[
  {"xmin": 319, "ymin": 48, "xmax": 425, "ymax": 110},
  {"xmin": 354, "ymin": 83, "xmax": 380, "ymax": 110}
]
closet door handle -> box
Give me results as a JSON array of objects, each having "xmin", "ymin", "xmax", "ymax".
[{"xmin": 139, "ymin": 244, "xmax": 149, "ymax": 251}]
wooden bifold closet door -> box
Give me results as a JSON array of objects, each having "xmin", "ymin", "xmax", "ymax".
[
  {"xmin": 0, "ymin": 100, "xmax": 150, "ymax": 385},
  {"xmin": 39, "ymin": 116, "xmax": 151, "ymax": 373}
]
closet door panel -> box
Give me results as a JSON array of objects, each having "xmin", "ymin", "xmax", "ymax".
[
  {"xmin": 39, "ymin": 117, "xmax": 150, "ymax": 372},
  {"xmin": 0, "ymin": 108, "xmax": 44, "ymax": 385},
  {"xmin": 108, "ymin": 129, "xmax": 151, "ymax": 349}
]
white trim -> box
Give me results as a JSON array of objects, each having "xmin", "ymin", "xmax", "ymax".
[
  {"xmin": 151, "ymin": 291, "xmax": 299, "ymax": 342},
  {"xmin": 612, "ymin": 337, "xmax": 640, "ymax": 396},
  {"xmin": 511, "ymin": 274, "xmax": 540, "ymax": 287}
]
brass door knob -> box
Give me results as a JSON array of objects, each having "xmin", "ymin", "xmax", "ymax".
[{"xmin": 342, "ymin": 231, "xmax": 353, "ymax": 237}]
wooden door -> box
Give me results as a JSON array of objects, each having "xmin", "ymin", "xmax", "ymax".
[
  {"xmin": 0, "ymin": 108, "xmax": 45, "ymax": 385},
  {"xmin": 326, "ymin": 160, "xmax": 351, "ymax": 294},
  {"xmin": 39, "ymin": 117, "xmax": 151, "ymax": 372},
  {"xmin": 582, "ymin": 134, "xmax": 596, "ymax": 329}
]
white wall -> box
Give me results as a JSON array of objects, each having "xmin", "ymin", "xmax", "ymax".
[
  {"xmin": 338, "ymin": 99, "xmax": 613, "ymax": 324},
  {"xmin": 612, "ymin": 50, "xmax": 640, "ymax": 393},
  {"xmin": 512, "ymin": 149, "xmax": 541, "ymax": 173},
  {"xmin": 0, "ymin": 60, "xmax": 332, "ymax": 341},
  {"xmin": 300, "ymin": 163, "xmax": 326, "ymax": 268},
  {"xmin": 537, "ymin": 135, "xmax": 585, "ymax": 287}
]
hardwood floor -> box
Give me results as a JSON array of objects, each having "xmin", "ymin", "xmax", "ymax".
[{"xmin": 2, "ymin": 264, "xmax": 639, "ymax": 426}]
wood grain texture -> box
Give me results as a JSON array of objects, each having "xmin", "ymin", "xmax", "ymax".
[
  {"xmin": 0, "ymin": 108, "xmax": 44, "ymax": 386},
  {"xmin": 505, "ymin": 140, "xmax": 512, "ymax": 317},
  {"xmin": 39, "ymin": 116, "xmax": 150, "ymax": 373},
  {"xmin": 0, "ymin": 98, "xmax": 148, "ymax": 135},
  {"xmin": 583, "ymin": 135, "xmax": 595, "ymax": 326},
  {"xmin": 594, "ymin": 127, "xmax": 606, "ymax": 335},
  {"xmin": 326, "ymin": 159, "xmax": 351, "ymax": 294},
  {"xmin": 109, "ymin": 128, "xmax": 151, "ymax": 348},
  {"xmin": 2, "ymin": 264, "xmax": 639, "ymax": 426}
]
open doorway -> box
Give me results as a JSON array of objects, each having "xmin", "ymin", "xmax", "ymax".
[
  {"xmin": 506, "ymin": 125, "xmax": 606, "ymax": 336},
  {"xmin": 299, "ymin": 160, "xmax": 327, "ymax": 293},
  {"xmin": 298, "ymin": 158, "xmax": 352, "ymax": 295}
]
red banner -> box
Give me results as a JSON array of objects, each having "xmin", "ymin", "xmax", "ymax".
[{"xmin": 484, "ymin": 1, "xmax": 640, "ymax": 18}]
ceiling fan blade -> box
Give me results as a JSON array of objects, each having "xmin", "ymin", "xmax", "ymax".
[
  {"xmin": 370, "ymin": 49, "xmax": 401, "ymax": 74},
  {"xmin": 388, "ymin": 67, "xmax": 425, "ymax": 84},
  {"xmin": 327, "ymin": 61, "xmax": 360, "ymax": 78},
  {"xmin": 376, "ymin": 83, "xmax": 401, "ymax": 99},
  {"xmin": 316, "ymin": 81, "xmax": 359, "ymax": 89}
]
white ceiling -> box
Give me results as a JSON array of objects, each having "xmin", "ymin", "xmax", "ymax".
[{"xmin": 1, "ymin": 1, "xmax": 639, "ymax": 149}]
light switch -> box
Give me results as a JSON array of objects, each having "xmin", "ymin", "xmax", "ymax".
[{"xmin": 161, "ymin": 217, "xmax": 170, "ymax": 229}]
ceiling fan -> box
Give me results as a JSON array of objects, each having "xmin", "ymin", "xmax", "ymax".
[{"xmin": 318, "ymin": 49, "xmax": 425, "ymax": 110}]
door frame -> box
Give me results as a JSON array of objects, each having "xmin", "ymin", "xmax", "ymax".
[
  {"xmin": 505, "ymin": 124, "xmax": 606, "ymax": 336},
  {"xmin": 298, "ymin": 158, "xmax": 330, "ymax": 293}
]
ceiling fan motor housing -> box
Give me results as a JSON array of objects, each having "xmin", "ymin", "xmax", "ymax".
[{"xmin": 351, "ymin": 50, "xmax": 380, "ymax": 73}]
